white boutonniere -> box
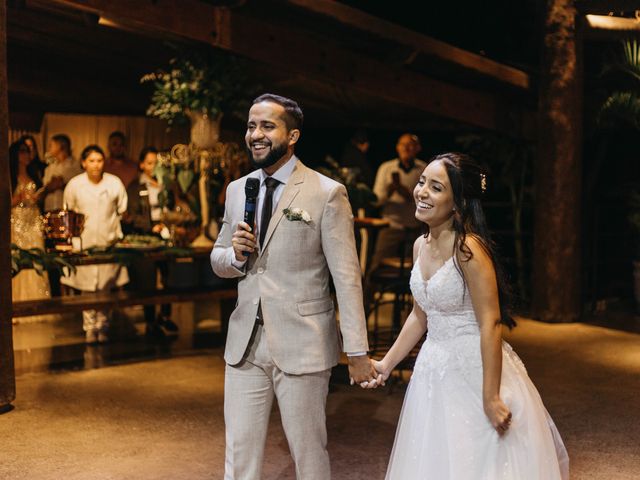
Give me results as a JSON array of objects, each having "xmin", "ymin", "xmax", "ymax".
[{"xmin": 283, "ymin": 207, "xmax": 311, "ymax": 224}]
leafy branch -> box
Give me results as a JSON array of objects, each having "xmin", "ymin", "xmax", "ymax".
[{"xmin": 11, "ymin": 244, "xmax": 76, "ymax": 278}]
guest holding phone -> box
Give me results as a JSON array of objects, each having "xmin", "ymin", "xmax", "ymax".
[{"xmin": 369, "ymin": 133, "xmax": 427, "ymax": 274}]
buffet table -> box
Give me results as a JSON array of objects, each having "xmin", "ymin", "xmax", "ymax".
[{"xmin": 12, "ymin": 245, "xmax": 237, "ymax": 334}]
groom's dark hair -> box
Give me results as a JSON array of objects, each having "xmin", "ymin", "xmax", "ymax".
[{"xmin": 253, "ymin": 93, "xmax": 304, "ymax": 131}]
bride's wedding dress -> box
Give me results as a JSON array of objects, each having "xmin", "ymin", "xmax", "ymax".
[{"xmin": 385, "ymin": 256, "xmax": 569, "ymax": 480}]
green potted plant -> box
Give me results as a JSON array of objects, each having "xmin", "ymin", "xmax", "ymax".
[
  {"xmin": 142, "ymin": 46, "xmax": 253, "ymax": 247},
  {"xmin": 141, "ymin": 46, "xmax": 251, "ymax": 147},
  {"xmin": 597, "ymin": 39, "xmax": 640, "ymax": 311}
]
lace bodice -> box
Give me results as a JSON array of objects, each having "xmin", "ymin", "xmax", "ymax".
[{"xmin": 410, "ymin": 256, "xmax": 480, "ymax": 342}]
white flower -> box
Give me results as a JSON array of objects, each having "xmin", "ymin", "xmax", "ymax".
[{"xmin": 283, "ymin": 207, "xmax": 311, "ymax": 224}]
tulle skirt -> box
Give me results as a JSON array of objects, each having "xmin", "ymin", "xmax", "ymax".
[{"xmin": 385, "ymin": 338, "xmax": 569, "ymax": 480}]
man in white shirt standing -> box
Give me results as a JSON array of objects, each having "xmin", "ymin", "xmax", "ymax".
[{"xmin": 42, "ymin": 134, "xmax": 82, "ymax": 212}]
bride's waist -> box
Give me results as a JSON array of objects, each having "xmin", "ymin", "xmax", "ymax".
[{"xmin": 426, "ymin": 319, "xmax": 480, "ymax": 341}]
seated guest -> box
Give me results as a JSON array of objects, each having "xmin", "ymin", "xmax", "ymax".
[
  {"xmin": 364, "ymin": 134, "xmax": 426, "ymax": 309},
  {"xmin": 42, "ymin": 134, "xmax": 82, "ymax": 212},
  {"xmin": 61, "ymin": 145, "xmax": 129, "ymax": 344},
  {"xmin": 104, "ymin": 130, "xmax": 139, "ymax": 189},
  {"xmin": 124, "ymin": 146, "xmax": 178, "ymax": 338},
  {"xmin": 370, "ymin": 133, "xmax": 427, "ymax": 272}
]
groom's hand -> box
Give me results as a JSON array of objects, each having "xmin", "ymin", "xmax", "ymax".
[
  {"xmin": 232, "ymin": 222, "xmax": 256, "ymax": 261},
  {"xmin": 348, "ymin": 355, "xmax": 378, "ymax": 389}
]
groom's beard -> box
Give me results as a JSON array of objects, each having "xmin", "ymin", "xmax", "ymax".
[{"xmin": 248, "ymin": 141, "xmax": 288, "ymax": 170}]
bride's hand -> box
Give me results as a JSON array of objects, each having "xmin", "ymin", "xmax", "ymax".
[
  {"xmin": 484, "ymin": 396, "xmax": 512, "ymax": 436},
  {"xmin": 372, "ymin": 359, "xmax": 391, "ymax": 386}
]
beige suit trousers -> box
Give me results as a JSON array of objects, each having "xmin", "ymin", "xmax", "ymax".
[{"xmin": 224, "ymin": 323, "xmax": 332, "ymax": 480}]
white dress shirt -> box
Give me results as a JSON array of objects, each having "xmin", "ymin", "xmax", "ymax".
[
  {"xmin": 373, "ymin": 158, "xmax": 427, "ymax": 229},
  {"xmin": 139, "ymin": 173, "xmax": 163, "ymax": 222},
  {"xmin": 230, "ymin": 155, "xmax": 297, "ymax": 268}
]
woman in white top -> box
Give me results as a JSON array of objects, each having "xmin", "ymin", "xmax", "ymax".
[{"xmin": 61, "ymin": 145, "xmax": 129, "ymax": 343}]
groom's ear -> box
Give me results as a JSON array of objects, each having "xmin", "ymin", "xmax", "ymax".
[{"xmin": 288, "ymin": 129, "xmax": 300, "ymax": 146}]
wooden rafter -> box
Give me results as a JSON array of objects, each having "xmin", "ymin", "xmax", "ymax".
[
  {"xmin": 41, "ymin": 0, "xmax": 534, "ymax": 137},
  {"xmin": 577, "ymin": 0, "xmax": 640, "ymax": 14},
  {"xmin": 286, "ymin": 0, "xmax": 530, "ymax": 90}
]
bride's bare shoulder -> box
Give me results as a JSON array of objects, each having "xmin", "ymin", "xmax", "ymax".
[{"xmin": 412, "ymin": 235, "xmax": 425, "ymax": 263}]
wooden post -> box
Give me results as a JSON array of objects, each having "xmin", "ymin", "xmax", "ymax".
[
  {"xmin": 0, "ymin": 0, "xmax": 16, "ymax": 410},
  {"xmin": 532, "ymin": 0, "xmax": 582, "ymax": 322}
]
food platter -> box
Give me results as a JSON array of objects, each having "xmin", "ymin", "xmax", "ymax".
[
  {"xmin": 114, "ymin": 242, "xmax": 164, "ymax": 251},
  {"xmin": 114, "ymin": 234, "xmax": 166, "ymax": 251}
]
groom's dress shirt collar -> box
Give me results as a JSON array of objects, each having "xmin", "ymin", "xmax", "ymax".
[
  {"xmin": 259, "ymin": 154, "xmax": 297, "ymax": 188},
  {"xmin": 230, "ymin": 155, "xmax": 298, "ymax": 270},
  {"xmin": 256, "ymin": 155, "xmax": 298, "ymax": 240}
]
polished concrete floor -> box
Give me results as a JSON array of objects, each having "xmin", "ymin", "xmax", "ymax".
[
  {"xmin": 12, "ymin": 299, "xmax": 225, "ymax": 375},
  {"xmin": 4, "ymin": 304, "xmax": 640, "ymax": 479}
]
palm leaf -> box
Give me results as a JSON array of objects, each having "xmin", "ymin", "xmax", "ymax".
[{"xmin": 598, "ymin": 92, "xmax": 640, "ymax": 129}]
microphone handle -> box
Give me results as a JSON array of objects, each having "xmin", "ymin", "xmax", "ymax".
[{"xmin": 242, "ymin": 200, "xmax": 257, "ymax": 257}]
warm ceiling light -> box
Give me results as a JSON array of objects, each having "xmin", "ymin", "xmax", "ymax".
[
  {"xmin": 98, "ymin": 16, "xmax": 121, "ymax": 28},
  {"xmin": 586, "ymin": 14, "xmax": 640, "ymax": 30}
]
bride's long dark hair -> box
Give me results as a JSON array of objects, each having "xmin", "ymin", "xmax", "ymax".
[{"xmin": 426, "ymin": 152, "xmax": 515, "ymax": 328}]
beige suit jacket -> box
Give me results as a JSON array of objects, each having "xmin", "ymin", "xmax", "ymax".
[{"xmin": 210, "ymin": 158, "xmax": 369, "ymax": 374}]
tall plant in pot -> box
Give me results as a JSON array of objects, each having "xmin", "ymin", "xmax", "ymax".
[
  {"xmin": 141, "ymin": 46, "xmax": 250, "ymax": 133},
  {"xmin": 142, "ymin": 46, "xmax": 252, "ymax": 246},
  {"xmin": 597, "ymin": 39, "xmax": 640, "ymax": 310}
]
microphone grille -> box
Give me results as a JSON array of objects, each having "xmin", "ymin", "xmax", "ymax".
[{"xmin": 245, "ymin": 177, "xmax": 260, "ymax": 198}]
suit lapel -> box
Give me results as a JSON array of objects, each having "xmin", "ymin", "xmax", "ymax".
[{"xmin": 259, "ymin": 161, "xmax": 306, "ymax": 257}]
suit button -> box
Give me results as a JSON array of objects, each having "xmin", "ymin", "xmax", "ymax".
[
  {"xmin": 257, "ymin": 267, "xmax": 264, "ymax": 274},
  {"xmin": 253, "ymin": 298, "xmax": 258, "ymax": 305}
]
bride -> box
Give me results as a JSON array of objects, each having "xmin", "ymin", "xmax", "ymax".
[{"xmin": 373, "ymin": 153, "xmax": 569, "ymax": 479}]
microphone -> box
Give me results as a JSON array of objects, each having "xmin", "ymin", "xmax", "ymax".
[{"xmin": 243, "ymin": 177, "xmax": 260, "ymax": 256}]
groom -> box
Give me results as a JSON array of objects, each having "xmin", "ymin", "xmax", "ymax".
[{"xmin": 210, "ymin": 93, "xmax": 377, "ymax": 479}]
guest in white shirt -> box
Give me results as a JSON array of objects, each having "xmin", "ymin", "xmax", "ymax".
[
  {"xmin": 42, "ymin": 134, "xmax": 82, "ymax": 212},
  {"xmin": 370, "ymin": 133, "xmax": 427, "ymax": 271},
  {"xmin": 61, "ymin": 145, "xmax": 129, "ymax": 344}
]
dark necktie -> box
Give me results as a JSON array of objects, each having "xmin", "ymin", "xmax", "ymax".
[{"xmin": 259, "ymin": 177, "xmax": 280, "ymax": 248}]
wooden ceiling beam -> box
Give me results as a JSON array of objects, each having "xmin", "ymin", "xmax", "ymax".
[
  {"xmin": 8, "ymin": 59, "xmax": 146, "ymax": 114},
  {"xmin": 42, "ymin": 0, "xmax": 534, "ymax": 138},
  {"xmin": 216, "ymin": 9, "xmax": 533, "ymax": 138},
  {"xmin": 577, "ymin": 1, "xmax": 640, "ymax": 14},
  {"xmin": 285, "ymin": 0, "xmax": 531, "ymax": 90},
  {"xmin": 8, "ymin": 6, "xmax": 170, "ymax": 66}
]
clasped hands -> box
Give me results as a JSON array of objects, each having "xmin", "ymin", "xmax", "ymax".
[{"xmin": 348, "ymin": 355, "xmax": 391, "ymax": 389}]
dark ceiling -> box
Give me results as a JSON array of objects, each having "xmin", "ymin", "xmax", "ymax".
[
  {"xmin": 337, "ymin": 0, "xmax": 541, "ymax": 72},
  {"xmin": 6, "ymin": 0, "xmax": 638, "ymax": 134}
]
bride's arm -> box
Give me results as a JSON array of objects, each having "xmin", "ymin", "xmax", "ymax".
[
  {"xmin": 374, "ymin": 300, "xmax": 427, "ymax": 382},
  {"xmin": 373, "ymin": 237, "xmax": 428, "ymax": 381},
  {"xmin": 461, "ymin": 236, "xmax": 511, "ymax": 435}
]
